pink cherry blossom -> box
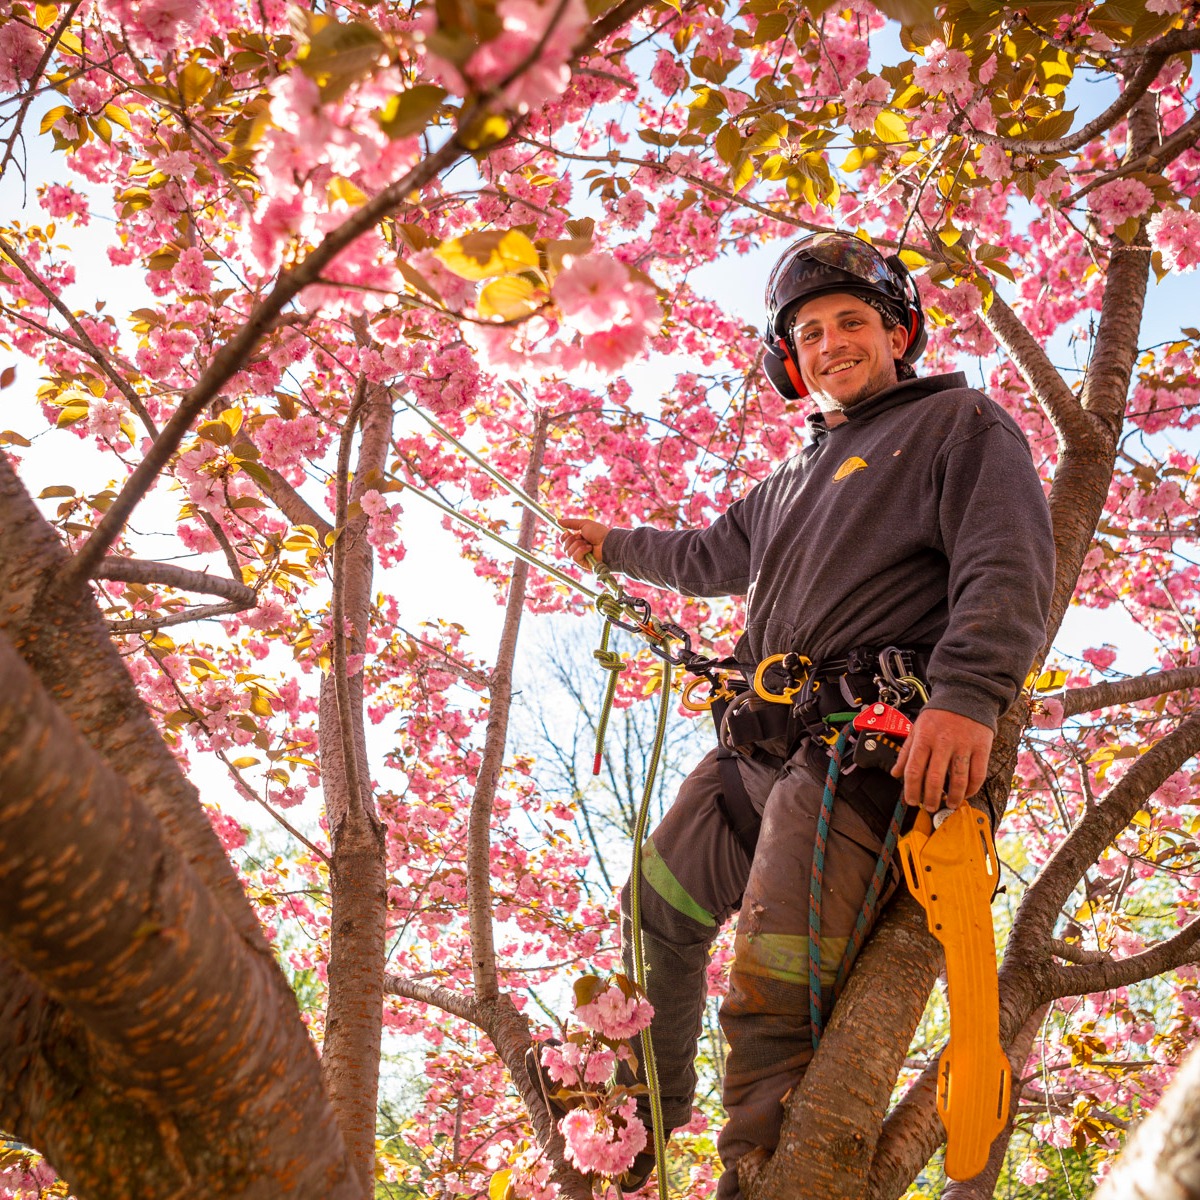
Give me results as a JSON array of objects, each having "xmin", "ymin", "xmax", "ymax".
[
  {"xmin": 913, "ymin": 41, "xmax": 973, "ymax": 106},
  {"xmin": 843, "ymin": 76, "xmax": 888, "ymax": 134},
  {"xmin": 0, "ymin": 19, "xmax": 43, "ymax": 92},
  {"xmin": 1149, "ymin": 208, "xmax": 1200, "ymax": 273},
  {"xmin": 560, "ymin": 1096, "xmax": 647, "ymax": 1176},
  {"xmin": 575, "ymin": 983, "xmax": 654, "ymax": 1040},
  {"xmin": 1088, "ymin": 178, "xmax": 1154, "ymax": 226}
]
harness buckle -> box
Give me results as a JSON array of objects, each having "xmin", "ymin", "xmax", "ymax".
[{"xmin": 752, "ymin": 652, "xmax": 811, "ymax": 705}]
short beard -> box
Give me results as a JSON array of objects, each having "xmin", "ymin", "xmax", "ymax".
[{"xmin": 813, "ymin": 359, "xmax": 899, "ymax": 411}]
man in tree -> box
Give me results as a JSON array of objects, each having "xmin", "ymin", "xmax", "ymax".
[{"xmin": 559, "ymin": 232, "xmax": 1056, "ymax": 1197}]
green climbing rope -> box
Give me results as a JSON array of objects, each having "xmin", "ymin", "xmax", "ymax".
[{"xmin": 629, "ymin": 656, "xmax": 674, "ymax": 1200}]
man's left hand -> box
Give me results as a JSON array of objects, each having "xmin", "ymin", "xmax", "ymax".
[{"xmin": 890, "ymin": 709, "xmax": 994, "ymax": 812}]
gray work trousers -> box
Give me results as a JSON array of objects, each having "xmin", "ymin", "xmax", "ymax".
[{"xmin": 619, "ymin": 735, "xmax": 899, "ymax": 1199}]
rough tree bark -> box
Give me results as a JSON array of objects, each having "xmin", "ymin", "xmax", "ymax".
[
  {"xmin": 0, "ymin": 458, "xmax": 358, "ymax": 1198},
  {"xmin": 318, "ymin": 381, "xmax": 396, "ymax": 1194}
]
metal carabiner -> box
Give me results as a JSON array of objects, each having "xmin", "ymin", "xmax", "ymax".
[
  {"xmin": 752, "ymin": 653, "xmax": 811, "ymax": 705},
  {"xmin": 876, "ymin": 645, "xmax": 915, "ymax": 705}
]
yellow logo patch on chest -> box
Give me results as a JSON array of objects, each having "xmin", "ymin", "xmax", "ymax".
[{"xmin": 833, "ymin": 455, "xmax": 868, "ymax": 481}]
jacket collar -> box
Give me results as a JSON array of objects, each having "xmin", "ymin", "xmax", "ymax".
[{"xmin": 804, "ymin": 372, "xmax": 969, "ymax": 444}]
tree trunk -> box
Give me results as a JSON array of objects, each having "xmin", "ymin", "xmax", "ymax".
[
  {"xmin": 319, "ymin": 384, "xmax": 395, "ymax": 1193},
  {"xmin": 0, "ymin": 629, "xmax": 358, "ymax": 1199},
  {"xmin": 1092, "ymin": 1037, "xmax": 1200, "ymax": 1200}
]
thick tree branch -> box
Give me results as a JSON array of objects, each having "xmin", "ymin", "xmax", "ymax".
[
  {"xmin": 95, "ymin": 557, "xmax": 255, "ymax": 604},
  {"xmin": 978, "ymin": 292, "xmax": 1087, "ymax": 443},
  {"xmin": 972, "ymin": 31, "xmax": 1200, "ymax": 156},
  {"xmin": 1050, "ymin": 938, "xmax": 1111, "ymax": 965},
  {"xmin": 0, "ymin": 628, "xmax": 359, "ymax": 1199},
  {"xmin": 259, "ymin": 465, "xmax": 334, "ymax": 540},
  {"xmin": 1080, "ymin": 93, "xmax": 1159, "ymax": 437},
  {"xmin": 1009, "ymin": 710, "xmax": 1200, "ymax": 954},
  {"xmin": 1068, "ymin": 108, "xmax": 1200, "ymax": 206},
  {"xmin": 1043, "ymin": 916, "xmax": 1200, "ymax": 1001},
  {"xmin": 383, "ymin": 974, "xmax": 481, "ymax": 1024},
  {"xmin": 1058, "ymin": 665, "xmax": 1200, "ymax": 718},
  {"xmin": 330, "ymin": 378, "xmax": 370, "ymax": 823},
  {"xmin": 0, "ymin": 232, "xmax": 158, "ymax": 433},
  {"xmin": 467, "ymin": 412, "xmax": 550, "ymax": 1004}
]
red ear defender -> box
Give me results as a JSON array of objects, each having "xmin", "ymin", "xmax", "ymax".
[{"xmin": 778, "ymin": 337, "xmax": 808, "ymax": 398}]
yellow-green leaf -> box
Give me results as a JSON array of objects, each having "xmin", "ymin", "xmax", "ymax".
[
  {"xmin": 459, "ymin": 111, "xmax": 510, "ymax": 151},
  {"xmin": 1033, "ymin": 669, "xmax": 1068, "ymax": 692},
  {"xmin": 434, "ymin": 229, "xmax": 539, "ymax": 281},
  {"xmin": 39, "ymin": 105, "xmax": 71, "ymax": 135},
  {"xmin": 715, "ymin": 123, "xmax": 742, "ymax": 166},
  {"xmin": 489, "ymin": 1170, "xmax": 515, "ymax": 1200},
  {"xmin": 479, "ymin": 276, "xmax": 541, "ymax": 321},
  {"xmin": 298, "ymin": 19, "xmax": 386, "ymax": 102},
  {"xmin": 177, "ymin": 64, "xmax": 215, "ymax": 106},
  {"xmin": 328, "ymin": 176, "xmax": 368, "ymax": 207},
  {"xmin": 230, "ymin": 756, "xmax": 259, "ymax": 769},
  {"xmin": 377, "ymin": 85, "xmax": 447, "ymax": 139},
  {"xmin": 869, "ymin": 0, "xmax": 938, "ymax": 21},
  {"xmin": 873, "ymin": 109, "xmax": 908, "ymax": 145}
]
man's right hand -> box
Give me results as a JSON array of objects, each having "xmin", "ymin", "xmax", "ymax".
[{"xmin": 559, "ymin": 517, "xmax": 609, "ymax": 566}]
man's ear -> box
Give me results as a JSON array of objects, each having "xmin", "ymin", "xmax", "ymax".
[{"xmin": 888, "ymin": 321, "xmax": 910, "ymax": 359}]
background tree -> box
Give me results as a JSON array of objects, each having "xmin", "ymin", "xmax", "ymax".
[{"xmin": 0, "ymin": 1, "xmax": 1199, "ymax": 1199}]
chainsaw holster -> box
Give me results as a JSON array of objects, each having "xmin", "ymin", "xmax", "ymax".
[{"xmin": 899, "ymin": 805, "xmax": 1011, "ymax": 1181}]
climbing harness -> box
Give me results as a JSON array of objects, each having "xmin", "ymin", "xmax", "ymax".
[{"xmin": 900, "ymin": 805, "xmax": 1009, "ymax": 1181}]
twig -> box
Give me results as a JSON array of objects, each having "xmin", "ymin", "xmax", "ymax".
[
  {"xmin": 0, "ymin": 231, "xmax": 158, "ymax": 432},
  {"xmin": 106, "ymin": 599, "xmax": 248, "ymax": 633}
]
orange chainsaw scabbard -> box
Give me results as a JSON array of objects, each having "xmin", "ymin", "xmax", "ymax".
[{"xmin": 899, "ymin": 805, "xmax": 1011, "ymax": 1181}]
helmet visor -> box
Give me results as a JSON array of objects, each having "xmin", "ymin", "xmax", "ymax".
[
  {"xmin": 802, "ymin": 233, "xmax": 896, "ymax": 289},
  {"xmin": 766, "ymin": 233, "xmax": 896, "ymax": 310}
]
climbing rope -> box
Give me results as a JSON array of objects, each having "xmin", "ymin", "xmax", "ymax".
[
  {"xmin": 833, "ymin": 794, "xmax": 907, "ymax": 1001},
  {"xmin": 808, "ymin": 726, "xmax": 848, "ymax": 1048},
  {"xmin": 628, "ymin": 655, "xmax": 674, "ymax": 1200}
]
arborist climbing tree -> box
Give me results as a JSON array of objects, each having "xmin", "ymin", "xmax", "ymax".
[{"xmin": 557, "ymin": 232, "xmax": 1056, "ymax": 1198}]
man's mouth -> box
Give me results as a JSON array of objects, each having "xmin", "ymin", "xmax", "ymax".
[{"xmin": 824, "ymin": 360, "xmax": 860, "ymax": 377}]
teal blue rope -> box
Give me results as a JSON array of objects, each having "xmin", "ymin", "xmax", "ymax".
[
  {"xmin": 832, "ymin": 794, "xmax": 907, "ymax": 1000},
  {"xmin": 808, "ymin": 727, "xmax": 848, "ymax": 1049}
]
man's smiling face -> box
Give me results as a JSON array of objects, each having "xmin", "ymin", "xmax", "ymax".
[{"xmin": 790, "ymin": 292, "xmax": 909, "ymax": 413}]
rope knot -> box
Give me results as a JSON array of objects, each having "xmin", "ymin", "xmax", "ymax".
[
  {"xmin": 595, "ymin": 593, "xmax": 624, "ymax": 621},
  {"xmin": 593, "ymin": 648, "xmax": 627, "ymax": 674}
]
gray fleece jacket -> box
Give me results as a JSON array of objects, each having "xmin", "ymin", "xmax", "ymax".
[{"xmin": 603, "ymin": 372, "xmax": 1055, "ymax": 730}]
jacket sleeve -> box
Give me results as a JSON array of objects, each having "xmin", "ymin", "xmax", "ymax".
[
  {"xmin": 601, "ymin": 491, "xmax": 755, "ymax": 597},
  {"xmin": 924, "ymin": 416, "xmax": 1055, "ymax": 729}
]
